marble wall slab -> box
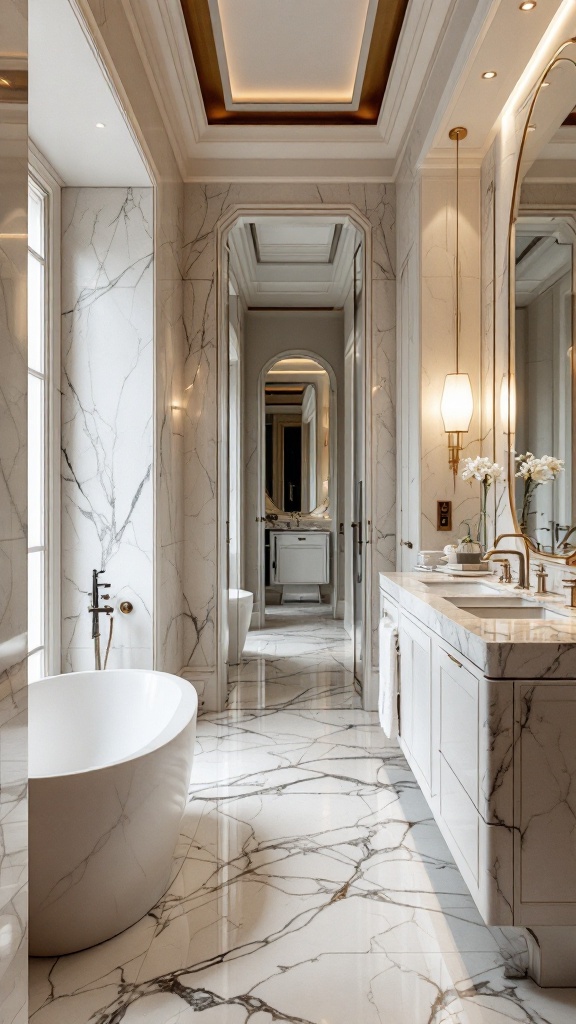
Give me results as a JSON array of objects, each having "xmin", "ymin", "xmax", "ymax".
[
  {"xmin": 154, "ymin": 179, "xmax": 186, "ymax": 675},
  {"xmin": 80, "ymin": 0, "xmax": 188, "ymax": 676},
  {"xmin": 0, "ymin": 2, "xmax": 28, "ymax": 1018},
  {"xmin": 182, "ymin": 184, "xmax": 397, "ymax": 709},
  {"xmin": 61, "ymin": 187, "xmax": 154, "ymax": 671},
  {"xmin": 420, "ymin": 172, "xmax": 483, "ymax": 551}
]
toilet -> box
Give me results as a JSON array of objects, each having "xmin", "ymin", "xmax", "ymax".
[{"xmin": 227, "ymin": 589, "xmax": 254, "ymax": 665}]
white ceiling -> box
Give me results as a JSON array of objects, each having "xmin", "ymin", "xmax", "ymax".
[
  {"xmin": 29, "ymin": 0, "xmax": 150, "ymax": 186},
  {"xmin": 432, "ymin": 0, "xmax": 569, "ymax": 163},
  {"xmin": 229, "ymin": 216, "xmax": 356, "ymax": 308},
  {"xmin": 211, "ymin": 0, "xmax": 375, "ymax": 110}
]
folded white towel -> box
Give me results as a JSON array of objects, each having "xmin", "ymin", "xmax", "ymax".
[{"xmin": 378, "ymin": 617, "xmax": 399, "ymax": 739}]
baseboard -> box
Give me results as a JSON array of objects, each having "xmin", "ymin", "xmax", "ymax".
[{"xmin": 335, "ymin": 600, "xmax": 345, "ymax": 620}]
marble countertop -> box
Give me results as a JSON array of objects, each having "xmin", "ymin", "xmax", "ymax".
[{"xmin": 379, "ymin": 572, "xmax": 576, "ymax": 679}]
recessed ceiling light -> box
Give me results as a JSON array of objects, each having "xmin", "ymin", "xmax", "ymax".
[
  {"xmin": 519, "ymin": 2, "xmax": 536, "ymax": 10},
  {"xmin": 95, "ymin": 122, "xmax": 106, "ymax": 129},
  {"xmin": 482, "ymin": 71, "xmax": 497, "ymax": 79}
]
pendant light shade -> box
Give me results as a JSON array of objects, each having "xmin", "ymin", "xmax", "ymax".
[{"xmin": 441, "ymin": 372, "xmax": 474, "ymax": 433}]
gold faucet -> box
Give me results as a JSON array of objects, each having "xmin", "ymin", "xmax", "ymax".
[
  {"xmin": 482, "ymin": 533, "xmax": 531, "ymax": 589},
  {"xmin": 483, "ymin": 545, "xmax": 528, "ymax": 590}
]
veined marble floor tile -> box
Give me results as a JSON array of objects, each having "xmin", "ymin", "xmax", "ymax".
[
  {"xmin": 227, "ymin": 607, "xmax": 360, "ymax": 710},
  {"xmin": 29, "ymin": 709, "xmax": 576, "ymax": 1024}
]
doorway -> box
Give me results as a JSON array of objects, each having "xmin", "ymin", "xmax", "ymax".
[{"xmin": 217, "ymin": 209, "xmax": 372, "ymax": 712}]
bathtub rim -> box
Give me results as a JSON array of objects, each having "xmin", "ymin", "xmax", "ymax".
[{"xmin": 29, "ymin": 668, "xmax": 198, "ymax": 782}]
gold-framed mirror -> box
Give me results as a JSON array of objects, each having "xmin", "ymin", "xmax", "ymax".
[
  {"xmin": 507, "ymin": 39, "xmax": 576, "ymax": 562},
  {"xmin": 264, "ymin": 356, "xmax": 331, "ymax": 516}
]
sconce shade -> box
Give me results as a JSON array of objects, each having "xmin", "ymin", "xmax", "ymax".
[{"xmin": 441, "ymin": 373, "xmax": 474, "ymax": 433}]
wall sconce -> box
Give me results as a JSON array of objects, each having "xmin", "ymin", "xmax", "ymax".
[
  {"xmin": 441, "ymin": 372, "xmax": 474, "ymax": 474},
  {"xmin": 500, "ymin": 373, "xmax": 516, "ymax": 434},
  {"xmin": 441, "ymin": 126, "xmax": 474, "ymax": 480}
]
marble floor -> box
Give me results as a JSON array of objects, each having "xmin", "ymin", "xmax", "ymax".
[
  {"xmin": 227, "ymin": 605, "xmax": 361, "ymax": 710},
  {"xmin": 29, "ymin": 698, "xmax": 576, "ymax": 1024}
]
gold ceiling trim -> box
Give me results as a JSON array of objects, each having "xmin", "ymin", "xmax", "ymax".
[
  {"xmin": 180, "ymin": 0, "xmax": 409, "ymax": 125},
  {"xmin": 0, "ymin": 70, "xmax": 28, "ymax": 104}
]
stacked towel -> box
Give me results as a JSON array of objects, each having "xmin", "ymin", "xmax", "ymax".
[{"xmin": 378, "ymin": 617, "xmax": 399, "ymax": 739}]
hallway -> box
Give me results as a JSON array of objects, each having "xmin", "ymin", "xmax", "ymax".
[
  {"xmin": 227, "ymin": 607, "xmax": 361, "ymax": 710},
  {"xmin": 29, "ymin": 705, "xmax": 576, "ymax": 1024}
]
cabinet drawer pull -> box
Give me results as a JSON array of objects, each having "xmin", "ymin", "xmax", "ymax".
[{"xmin": 447, "ymin": 653, "xmax": 463, "ymax": 669}]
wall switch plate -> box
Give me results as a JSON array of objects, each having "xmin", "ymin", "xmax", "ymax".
[{"xmin": 437, "ymin": 500, "xmax": 452, "ymax": 531}]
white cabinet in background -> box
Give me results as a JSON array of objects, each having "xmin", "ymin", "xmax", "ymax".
[{"xmin": 270, "ymin": 531, "xmax": 330, "ymax": 585}]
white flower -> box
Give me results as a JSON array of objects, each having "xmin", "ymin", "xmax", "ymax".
[
  {"xmin": 514, "ymin": 452, "xmax": 564, "ymax": 483},
  {"xmin": 461, "ymin": 456, "xmax": 504, "ymax": 484}
]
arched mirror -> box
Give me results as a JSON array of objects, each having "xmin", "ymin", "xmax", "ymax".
[
  {"xmin": 264, "ymin": 356, "xmax": 331, "ymax": 517},
  {"xmin": 508, "ymin": 40, "xmax": 576, "ymax": 561}
]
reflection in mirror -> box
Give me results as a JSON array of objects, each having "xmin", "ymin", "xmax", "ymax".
[
  {"xmin": 509, "ymin": 46, "xmax": 576, "ymax": 558},
  {"xmin": 264, "ymin": 356, "xmax": 330, "ymax": 515},
  {"xmin": 514, "ymin": 217, "xmax": 573, "ymax": 551}
]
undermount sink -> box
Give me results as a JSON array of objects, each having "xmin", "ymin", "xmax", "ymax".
[
  {"xmin": 422, "ymin": 581, "xmax": 500, "ymax": 596},
  {"xmin": 444, "ymin": 596, "xmax": 569, "ymax": 620}
]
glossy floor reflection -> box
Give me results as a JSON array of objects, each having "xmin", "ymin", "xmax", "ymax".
[
  {"xmin": 29, "ymin": 708, "xmax": 576, "ymax": 1023},
  {"xmin": 227, "ymin": 605, "xmax": 361, "ymax": 710}
]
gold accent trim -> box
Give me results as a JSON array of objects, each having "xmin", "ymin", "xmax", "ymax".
[
  {"xmin": 179, "ymin": 0, "xmax": 409, "ymax": 125},
  {"xmin": 506, "ymin": 39, "xmax": 576, "ymax": 564},
  {"xmin": 0, "ymin": 69, "xmax": 27, "ymax": 103}
]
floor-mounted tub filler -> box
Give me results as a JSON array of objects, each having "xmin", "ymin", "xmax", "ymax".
[{"xmin": 29, "ymin": 670, "xmax": 197, "ymax": 956}]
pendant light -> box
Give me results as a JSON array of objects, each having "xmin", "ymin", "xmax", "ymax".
[{"xmin": 441, "ymin": 126, "xmax": 474, "ymax": 479}]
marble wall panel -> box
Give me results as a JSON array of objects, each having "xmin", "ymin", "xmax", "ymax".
[
  {"xmin": 61, "ymin": 187, "xmax": 154, "ymax": 671},
  {"xmin": 154, "ymin": 179, "xmax": 186, "ymax": 675},
  {"xmin": 0, "ymin": 2, "xmax": 28, "ymax": 1017},
  {"xmin": 182, "ymin": 184, "xmax": 397, "ymax": 709},
  {"xmin": 420, "ymin": 173, "xmax": 483, "ymax": 551},
  {"xmin": 80, "ymin": 0, "xmax": 188, "ymax": 675}
]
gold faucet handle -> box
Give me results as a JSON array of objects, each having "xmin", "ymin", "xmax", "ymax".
[
  {"xmin": 562, "ymin": 578, "xmax": 576, "ymax": 607},
  {"xmin": 492, "ymin": 558, "xmax": 512, "ymax": 584}
]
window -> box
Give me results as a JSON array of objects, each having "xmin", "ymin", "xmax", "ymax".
[{"xmin": 27, "ymin": 178, "xmax": 48, "ymax": 682}]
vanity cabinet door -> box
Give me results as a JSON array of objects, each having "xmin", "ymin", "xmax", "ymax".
[{"xmin": 398, "ymin": 613, "xmax": 432, "ymax": 797}]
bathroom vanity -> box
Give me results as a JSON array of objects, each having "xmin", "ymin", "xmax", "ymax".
[{"xmin": 380, "ymin": 571, "xmax": 576, "ymax": 987}]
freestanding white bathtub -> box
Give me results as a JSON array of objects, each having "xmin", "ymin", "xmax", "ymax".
[
  {"xmin": 228, "ymin": 588, "xmax": 253, "ymax": 665},
  {"xmin": 29, "ymin": 669, "xmax": 197, "ymax": 956}
]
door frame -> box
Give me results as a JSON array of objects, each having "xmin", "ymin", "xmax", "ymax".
[{"xmin": 216, "ymin": 205, "xmax": 373, "ymax": 712}]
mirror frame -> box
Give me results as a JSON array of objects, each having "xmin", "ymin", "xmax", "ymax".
[{"xmin": 507, "ymin": 37, "xmax": 576, "ymax": 564}]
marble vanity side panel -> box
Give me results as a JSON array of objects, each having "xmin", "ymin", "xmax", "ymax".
[
  {"xmin": 514, "ymin": 681, "xmax": 576, "ymax": 923},
  {"xmin": 478, "ymin": 677, "xmax": 514, "ymax": 828},
  {"xmin": 0, "ymin": 2, "xmax": 28, "ymax": 1017},
  {"xmin": 420, "ymin": 173, "xmax": 482, "ymax": 550},
  {"xmin": 182, "ymin": 184, "xmax": 397, "ymax": 709},
  {"xmin": 61, "ymin": 187, "xmax": 154, "ymax": 671},
  {"xmin": 155, "ymin": 178, "xmax": 185, "ymax": 674}
]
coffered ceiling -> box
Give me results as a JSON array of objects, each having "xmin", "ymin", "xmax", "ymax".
[
  {"xmin": 122, "ymin": 0, "xmax": 465, "ymax": 180},
  {"xmin": 180, "ymin": 0, "xmax": 407, "ymax": 124},
  {"xmin": 228, "ymin": 216, "xmax": 355, "ymax": 308}
]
